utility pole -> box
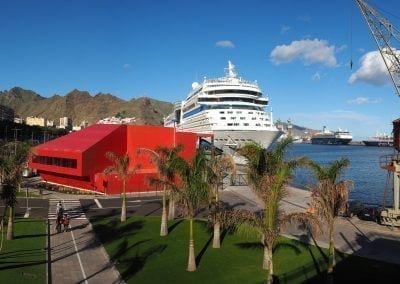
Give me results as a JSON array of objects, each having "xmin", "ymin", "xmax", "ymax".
[{"xmin": 12, "ymin": 128, "xmax": 21, "ymax": 152}]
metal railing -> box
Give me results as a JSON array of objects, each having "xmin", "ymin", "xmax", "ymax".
[{"xmin": 380, "ymin": 154, "xmax": 400, "ymax": 170}]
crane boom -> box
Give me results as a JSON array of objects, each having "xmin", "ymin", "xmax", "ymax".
[{"xmin": 355, "ymin": 0, "xmax": 400, "ymax": 96}]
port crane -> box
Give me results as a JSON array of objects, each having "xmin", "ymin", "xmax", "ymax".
[{"xmin": 355, "ymin": 0, "xmax": 400, "ymax": 226}]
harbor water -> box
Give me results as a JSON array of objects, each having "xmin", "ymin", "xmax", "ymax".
[{"xmin": 286, "ymin": 143, "xmax": 396, "ymax": 206}]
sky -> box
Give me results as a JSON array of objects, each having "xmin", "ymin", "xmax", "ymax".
[{"xmin": 1, "ymin": 0, "xmax": 400, "ymax": 140}]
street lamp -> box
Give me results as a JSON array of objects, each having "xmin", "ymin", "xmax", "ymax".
[
  {"xmin": 172, "ymin": 119, "xmax": 176, "ymax": 147},
  {"xmin": 23, "ymin": 185, "xmax": 30, "ymax": 218}
]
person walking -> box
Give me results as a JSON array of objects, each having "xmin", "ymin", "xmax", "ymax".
[
  {"xmin": 55, "ymin": 201, "xmax": 64, "ymax": 233},
  {"xmin": 56, "ymin": 200, "xmax": 64, "ymax": 217}
]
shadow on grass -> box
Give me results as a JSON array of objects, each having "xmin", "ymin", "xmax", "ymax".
[
  {"xmin": 220, "ymin": 229, "xmax": 228, "ymax": 246},
  {"xmin": 195, "ymin": 233, "xmax": 213, "ymax": 268},
  {"xmin": 235, "ymin": 242, "xmax": 263, "ymax": 250},
  {"xmin": 14, "ymin": 233, "xmax": 46, "ymax": 239},
  {"xmin": 91, "ymin": 217, "xmax": 144, "ymax": 245},
  {"xmin": 0, "ymin": 259, "xmax": 46, "ymax": 271},
  {"xmin": 119, "ymin": 244, "xmax": 167, "ymax": 281},
  {"xmin": 168, "ymin": 219, "xmax": 184, "ymax": 234},
  {"xmin": 0, "ymin": 248, "xmax": 46, "ymax": 261}
]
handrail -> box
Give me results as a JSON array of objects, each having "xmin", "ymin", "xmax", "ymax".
[{"xmin": 380, "ymin": 154, "xmax": 400, "ymax": 169}]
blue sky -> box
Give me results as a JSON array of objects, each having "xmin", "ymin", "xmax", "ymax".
[{"xmin": 1, "ymin": 0, "xmax": 399, "ymax": 140}]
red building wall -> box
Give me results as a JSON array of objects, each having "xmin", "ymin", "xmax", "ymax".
[{"xmin": 30, "ymin": 124, "xmax": 198, "ymax": 194}]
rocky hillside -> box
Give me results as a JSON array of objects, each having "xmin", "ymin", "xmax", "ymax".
[{"xmin": 0, "ymin": 87, "xmax": 173, "ymax": 126}]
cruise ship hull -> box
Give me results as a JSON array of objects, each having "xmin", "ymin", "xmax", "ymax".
[
  {"xmin": 363, "ymin": 140, "xmax": 393, "ymax": 147},
  {"xmin": 311, "ymin": 137, "xmax": 352, "ymax": 145},
  {"xmin": 211, "ymin": 129, "xmax": 282, "ymax": 150}
]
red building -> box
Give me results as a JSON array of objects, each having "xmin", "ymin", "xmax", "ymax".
[{"xmin": 29, "ymin": 124, "xmax": 198, "ymax": 194}]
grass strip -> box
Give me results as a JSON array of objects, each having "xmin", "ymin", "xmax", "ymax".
[
  {"xmin": 0, "ymin": 218, "xmax": 47, "ymax": 284},
  {"xmin": 92, "ymin": 216, "xmax": 400, "ymax": 283}
]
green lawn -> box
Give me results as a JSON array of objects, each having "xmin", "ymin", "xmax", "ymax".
[
  {"xmin": 0, "ymin": 218, "xmax": 47, "ymax": 284},
  {"xmin": 91, "ymin": 216, "xmax": 400, "ymax": 283}
]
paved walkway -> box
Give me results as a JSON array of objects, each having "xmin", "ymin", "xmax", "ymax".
[
  {"xmin": 47, "ymin": 194, "xmax": 124, "ymax": 284},
  {"xmin": 224, "ymin": 185, "xmax": 400, "ymax": 265}
]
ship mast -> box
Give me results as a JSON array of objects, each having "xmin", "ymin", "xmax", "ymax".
[{"xmin": 225, "ymin": 60, "xmax": 238, "ymax": 78}]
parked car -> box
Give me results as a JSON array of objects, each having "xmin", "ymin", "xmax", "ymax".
[{"xmin": 357, "ymin": 205, "xmax": 380, "ymax": 223}]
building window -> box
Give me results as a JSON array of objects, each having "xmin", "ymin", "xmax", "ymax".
[{"xmin": 32, "ymin": 155, "xmax": 77, "ymax": 168}]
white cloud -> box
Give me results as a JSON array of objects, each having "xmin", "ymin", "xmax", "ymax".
[
  {"xmin": 270, "ymin": 38, "xmax": 337, "ymax": 67},
  {"xmin": 215, "ymin": 40, "xmax": 235, "ymax": 48},
  {"xmin": 123, "ymin": 63, "xmax": 131, "ymax": 69},
  {"xmin": 336, "ymin": 44, "xmax": 347, "ymax": 53},
  {"xmin": 311, "ymin": 72, "xmax": 321, "ymax": 81},
  {"xmin": 348, "ymin": 50, "xmax": 390, "ymax": 86},
  {"xmin": 280, "ymin": 25, "xmax": 290, "ymax": 34},
  {"xmin": 347, "ymin": 97, "xmax": 382, "ymax": 105},
  {"xmin": 297, "ymin": 15, "xmax": 311, "ymax": 23}
]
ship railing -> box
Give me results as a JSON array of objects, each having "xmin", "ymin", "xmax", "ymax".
[
  {"xmin": 204, "ymin": 78, "xmax": 259, "ymax": 86},
  {"xmin": 380, "ymin": 154, "xmax": 400, "ymax": 171}
]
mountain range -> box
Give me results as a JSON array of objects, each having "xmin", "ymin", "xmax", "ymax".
[
  {"xmin": 0, "ymin": 87, "xmax": 173, "ymax": 126},
  {"xmin": 0, "ymin": 87, "xmax": 312, "ymax": 138}
]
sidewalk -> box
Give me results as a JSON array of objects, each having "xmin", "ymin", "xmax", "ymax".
[
  {"xmin": 224, "ymin": 185, "xmax": 400, "ymax": 265},
  {"xmin": 47, "ymin": 190, "xmax": 124, "ymax": 284}
]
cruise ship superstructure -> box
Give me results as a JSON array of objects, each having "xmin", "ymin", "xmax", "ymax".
[
  {"xmin": 164, "ymin": 61, "xmax": 282, "ymax": 152},
  {"xmin": 311, "ymin": 126, "xmax": 353, "ymax": 145}
]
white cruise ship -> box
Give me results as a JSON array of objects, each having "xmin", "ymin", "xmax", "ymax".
[{"xmin": 164, "ymin": 61, "xmax": 282, "ymax": 153}]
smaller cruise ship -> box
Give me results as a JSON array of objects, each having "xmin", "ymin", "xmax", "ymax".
[
  {"xmin": 311, "ymin": 126, "xmax": 353, "ymax": 145},
  {"xmin": 363, "ymin": 133, "xmax": 393, "ymax": 147}
]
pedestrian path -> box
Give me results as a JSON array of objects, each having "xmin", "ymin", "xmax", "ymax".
[
  {"xmin": 48, "ymin": 198, "xmax": 87, "ymax": 220},
  {"xmin": 48, "ymin": 197, "xmax": 124, "ymax": 283}
]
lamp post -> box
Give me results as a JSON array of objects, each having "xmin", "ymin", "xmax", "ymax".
[
  {"xmin": 173, "ymin": 119, "xmax": 176, "ymax": 147},
  {"xmin": 23, "ymin": 185, "xmax": 30, "ymax": 218}
]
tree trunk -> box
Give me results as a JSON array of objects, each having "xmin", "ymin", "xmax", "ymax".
[
  {"xmin": 160, "ymin": 186, "xmax": 168, "ymax": 236},
  {"xmin": 6, "ymin": 207, "xmax": 14, "ymax": 240},
  {"xmin": 121, "ymin": 179, "xmax": 127, "ymax": 222},
  {"xmin": 327, "ymin": 219, "xmax": 335, "ymax": 274},
  {"xmin": 212, "ymin": 185, "xmax": 221, "ymax": 248},
  {"xmin": 168, "ymin": 194, "xmax": 175, "ymax": 220},
  {"xmin": 264, "ymin": 246, "xmax": 274, "ymax": 284},
  {"xmin": 262, "ymin": 234, "xmax": 268, "ymax": 270},
  {"xmin": 187, "ymin": 218, "xmax": 196, "ymax": 272},
  {"xmin": 212, "ymin": 221, "xmax": 221, "ymax": 248}
]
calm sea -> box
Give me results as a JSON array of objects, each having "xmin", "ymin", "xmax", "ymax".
[{"xmin": 286, "ymin": 143, "xmax": 396, "ymax": 206}]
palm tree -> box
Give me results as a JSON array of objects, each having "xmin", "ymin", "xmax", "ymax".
[
  {"xmin": 307, "ymin": 158, "xmax": 352, "ymax": 275},
  {"xmin": 0, "ymin": 142, "xmax": 32, "ymax": 240},
  {"xmin": 173, "ymin": 149, "xmax": 210, "ymax": 272},
  {"xmin": 104, "ymin": 151, "xmax": 139, "ymax": 222},
  {"xmin": 207, "ymin": 152, "xmax": 236, "ymax": 248},
  {"xmin": 231, "ymin": 139, "xmax": 318, "ymax": 284},
  {"xmin": 136, "ymin": 145, "xmax": 184, "ymax": 236}
]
